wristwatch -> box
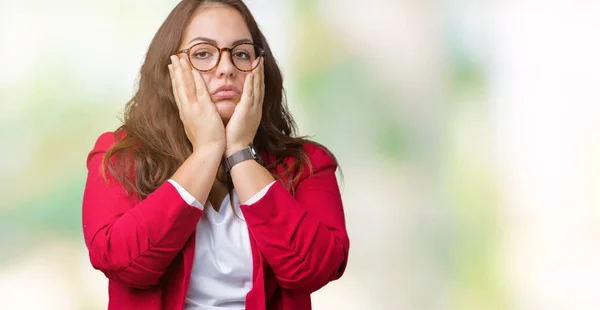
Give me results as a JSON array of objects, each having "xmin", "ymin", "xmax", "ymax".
[{"xmin": 223, "ymin": 144, "xmax": 263, "ymax": 173}]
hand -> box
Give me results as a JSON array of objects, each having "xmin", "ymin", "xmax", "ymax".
[
  {"xmin": 225, "ymin": 57, "xmax": 264, "ymax": 157},
  {"xmin": 169, "ymin": 55, "xmax": 226, "ymax": 154}
]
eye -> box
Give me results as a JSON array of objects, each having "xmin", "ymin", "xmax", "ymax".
[
  {"xmin": 192, "ymin": 51, "xmax": 213, "ymax": 59},
  {"xmin": 233, "ymin": 51, "xmax": 251, "ymax": 60}
]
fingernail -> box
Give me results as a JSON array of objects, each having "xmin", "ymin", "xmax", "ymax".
[{"xmin": 168, "ymin": 64, "xmax": 173, "ymax": 73}]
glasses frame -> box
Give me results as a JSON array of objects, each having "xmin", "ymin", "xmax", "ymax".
[{"xmin": 177, "ymin": 42, "xmax": 265, "ymax": 73}]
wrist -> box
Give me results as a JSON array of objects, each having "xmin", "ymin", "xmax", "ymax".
[
  {"xmin": 225, "ymin": 143, "xmax": 250, "ymax": 157},
  {"xmin": 192, "ymin": 144, "xmax": 224, "ymax": 159},
  {"xmin": 223, "ymin": 144, "xmax": 263, "ymax": 174}
]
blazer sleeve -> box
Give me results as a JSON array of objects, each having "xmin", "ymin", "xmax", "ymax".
[
  {"xmin": 240, "ymin": 144, "xmax": 350, "ymax": 294},
  {"xmin": 82, "ymin": 132, "xmax": 202, "ymax": 289}
]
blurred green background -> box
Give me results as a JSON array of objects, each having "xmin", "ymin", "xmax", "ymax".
[{"xmin": 1, "ymin": 0, "xmax": 600, "ymax": 309}]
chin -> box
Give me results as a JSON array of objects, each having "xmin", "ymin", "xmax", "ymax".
[{"xmin": 215, "ymin": 99, "xmax": 238, "ymax": 123}]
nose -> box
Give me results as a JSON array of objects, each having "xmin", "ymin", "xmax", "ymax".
[{"xmin": 214, "ymin": 50, "xmax": 237, "ymax": 78}]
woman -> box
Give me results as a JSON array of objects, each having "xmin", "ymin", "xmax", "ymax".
[{"xmin": 81, "ymin": 0, "xmax": 349, "ymax": 309}]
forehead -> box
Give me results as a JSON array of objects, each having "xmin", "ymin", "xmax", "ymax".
[{"xmin": 181, "ymin": 5, "xmax": 252, "ymax": 47}]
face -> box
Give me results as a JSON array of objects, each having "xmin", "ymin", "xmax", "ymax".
[{"xmin": 179, "ymin": 5, "xmax": 253, "ymax": 123}]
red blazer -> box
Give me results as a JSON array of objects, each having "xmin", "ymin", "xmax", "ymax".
[{"xmin": 82, "ymin": 132, "xmax": 350, "ymax": 310}]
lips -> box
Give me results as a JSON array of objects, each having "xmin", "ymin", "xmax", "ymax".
[{"xmin": 212, "ymin": 84, "xmax": 241, "ymax": 101}]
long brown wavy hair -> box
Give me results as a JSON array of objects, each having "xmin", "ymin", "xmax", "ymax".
[{"xmin": 102, "ymin": 0, "xmax": 328, "ymax": 201}]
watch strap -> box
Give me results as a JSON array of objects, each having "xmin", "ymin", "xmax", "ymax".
[{"xmin": 223, "ymin": 145, "xmax": 261, "ymax": 173}]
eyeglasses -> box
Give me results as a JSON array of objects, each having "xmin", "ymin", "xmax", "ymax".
[{"xmin": 177, "ymin": 42, "xmax": 265, "ymax": 72}]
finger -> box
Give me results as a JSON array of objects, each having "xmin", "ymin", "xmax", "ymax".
[
  {"xmin": 178, "ymin": 57, "xmax": 197, "ymax": 104},
  {"xmin": 170, "ymin": 55, "xmax": 189, "ymax": 106},
  {"xmin": 192, "ymin": 69, "xmax": 212, "ymax": 106},
  {"xmin": 170, "ymin": 54, "xmax": 181, "ymax": 74},
  {"xmin": 168, "ymin": 64, "xmax": 182, "ymax": 109},
  {"xmin": 169, "ymin": 59, "xmax": 185, "ymax": 109},
  {"xmin": 253, "ymin": 57, "xmax": 264, "ymax": 107},
  {"xmin": 251, "ymin": 57, "xmax": 264, "ymax": 107},
  {"xmin": 240, "ymin": 71, "xmax": 254, "ymax": 108},
  {"xmin": 259, "ymin": 57, "xmax": 265, "ymax": 105}
]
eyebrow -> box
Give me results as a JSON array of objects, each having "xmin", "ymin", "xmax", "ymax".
[{"xmin": 187, "ymin": 36, "xmax": 253, "ymax": 46}]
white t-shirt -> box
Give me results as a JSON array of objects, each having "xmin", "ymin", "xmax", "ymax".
[{"xmin": 168, "ymin": 180, "xmax": 274, "ymax": 309}]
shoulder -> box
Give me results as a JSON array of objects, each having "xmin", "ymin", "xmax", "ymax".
[
  {"xmin": 87, "ymin": 130, "xmax": 129, "ymax": 169},
  {"xmin": 292, "ymin": 141, "xmax": 340, "ymax": 190},
  {"xmin": 89, "ymin": 130, "xmax": 129, "ymax": 153},
  {"xmin": 301, "ymin": 141, "xmax": 338, "ymax": 170},
  {"xmin": 282, "ymin": 140, "xmax": 339, "ymax": 184},
  {"xmin": 86, "ymin": 130, "xmax": 137, "ymax": 187},
  {"xmin": 92, "ymin": 131, "xmax": 119, "ymax": 151},
  {"xmin": 261, "ymin": 140, "xmax": 338, "ymax": 185}
]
